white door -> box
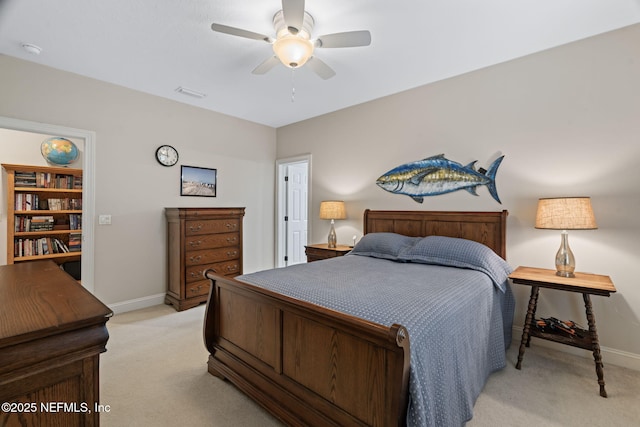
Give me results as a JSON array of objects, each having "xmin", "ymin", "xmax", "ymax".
[
  {"xmin": 276, "ymin": 155, "xmax": 311, "ymax": 268},
  {"xmin": 286, "ymin": 162, "xmax": 308, "ymax": 265}
]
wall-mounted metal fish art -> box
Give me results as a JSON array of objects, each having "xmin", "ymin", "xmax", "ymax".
[{"xmin": 376, "ymin": 154, "xmax": 504, "ymax": 204}]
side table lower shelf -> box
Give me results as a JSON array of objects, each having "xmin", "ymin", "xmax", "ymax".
[{"xmin": 526, "ymin": 323, "xmax": 593, "ymax": 350}]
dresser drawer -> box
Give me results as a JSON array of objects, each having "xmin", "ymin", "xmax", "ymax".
[
  {"xmin": 209, "ymin": 259, "xmax": 241, "ymax": 277},
  {"xmin": 185, "ymin": 246, "xmax": 241, "ymax": 266},
  {"xmin": 185, "ymin": 232, "xmax": 240, "ymax": 250},
  {"xmin": 186, "ymin": 279, "xmax": 211, "ymax": 298},
  {"xmin": 185, "ymin": 219, "xmax": 240, "ymax": 236},
  {"xmin": 185, "ymin": 260, "xmax": 241, "ymax": 283}
]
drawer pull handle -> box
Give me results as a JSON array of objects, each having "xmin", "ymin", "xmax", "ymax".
[
  {"xmin": 226, "ymin": 251, "xmax": 237, "ymax": 257},
  {"xmin": 226, "ymin": 237, "xmax": 237, "ymax": 243},
  {"xmin": 189, "ymin": 224, "xmax": 203, "ymax": 232},
  {"xmin": 226, "ymin": 265, "xmax": 237, "ymax": 272},
  {"xmin": 190, "ymin": 271, "xmax": 202, "ymax": 278},
  {"xmin": 225, "ymin": 223, "xmax": 237, "ymax": 230},
  {"xmin": 189, "ymin": 240, "xmax": 202, "ymax": 247},
  {"xmin": 190, "ymin": 255, "xmax": 202, "ymax": 262}
]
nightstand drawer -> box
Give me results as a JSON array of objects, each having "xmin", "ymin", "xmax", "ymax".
[{"xmin": 305, "ymin": 244, "xmax": 352, "ymax": 262}]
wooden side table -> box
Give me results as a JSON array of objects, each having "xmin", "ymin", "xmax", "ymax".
[
  {"xmin": 304, "ymin": 243, "xmax": 352, "ymax": 262},
  {"xmin": 509, "ymin": 266, "xmax": 616, "ymax": 397}
]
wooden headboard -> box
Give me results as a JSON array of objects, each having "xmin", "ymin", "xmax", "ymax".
[{"xmin": 363, "ymin": 209, "xmax": 508, "ymax": 259}]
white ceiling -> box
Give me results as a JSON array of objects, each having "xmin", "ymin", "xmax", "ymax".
[{"xmin": 1, "ymin": 0, "xmax": 639, "ymax": 128}]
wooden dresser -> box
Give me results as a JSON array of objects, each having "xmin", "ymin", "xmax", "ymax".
[
  {"xmin": 0, "ymin": 261, "xmax": 112, "ymax": 427},
  {"xmin": 165, "ymin": 207, "xmax": 245, "ymax": 311}
]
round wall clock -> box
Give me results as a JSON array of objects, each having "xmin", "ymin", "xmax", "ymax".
[{"xmin": 155, "ymin": 145, "xmax": 179, "ymax": 167}]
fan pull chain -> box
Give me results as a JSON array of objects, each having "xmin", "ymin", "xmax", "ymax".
[{"xmin": 291, "ymin": 69, "xmax": 296, "ymax": 103}]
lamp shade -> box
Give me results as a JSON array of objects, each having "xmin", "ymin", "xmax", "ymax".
[
  {"xmin": 535, "ymin": 197, "xmax": 597, "ymax": 230},
  {"xmin": 319, "ymin": 201, "xmax": 346, "ymax": 220}
]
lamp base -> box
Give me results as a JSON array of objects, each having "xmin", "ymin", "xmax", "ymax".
[
  {"xmin": 555, "ymin": 271, "xmax": 575, "ymax": 278},
  {"xmin": 555, "ymin": 230, "xmax": 576, "ymax": 278},
  {"xmin": 327, "ymin": 220, "xmax": 337, "ymax": 249}
]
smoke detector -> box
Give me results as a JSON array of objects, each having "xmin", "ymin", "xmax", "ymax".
[{"xmin": 22, "ymin": 43, "xmax": 42, "ymax": 55}]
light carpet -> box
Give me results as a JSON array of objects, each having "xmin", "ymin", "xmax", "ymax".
[{"xmin": 101, "ymin": 304, "xmax": 640, "ymax": 426}]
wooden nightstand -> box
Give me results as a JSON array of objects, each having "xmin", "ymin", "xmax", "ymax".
[
  {"xmin": 304, "ymin": 243, "xmax": 352, "ymax": 262},
  {"xmin": 509, "ymin": 266, "xmax": 616, "ymax": 397}
]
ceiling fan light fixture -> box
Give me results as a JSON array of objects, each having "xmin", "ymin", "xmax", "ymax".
[
  {"xmin": 271, "ymin": 10, "xmax": 315, "ymax": 69},
  {"xmin": 273, "ymin": 34, "xmax": 314, "ymax": 68}
]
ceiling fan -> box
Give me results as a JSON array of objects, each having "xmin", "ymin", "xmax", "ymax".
[{"xmin": 211, "ymin": 0, "xmax": 371, "ymax": 80}]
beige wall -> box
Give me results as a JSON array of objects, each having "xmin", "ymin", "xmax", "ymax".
[
  {"xmin": 277, "ymin": 24, "xmax": 640, "ymax": 363},
  {"xmin": 1, "ymin": 23, "xmax": 638, "ymax": 367},
  {"xmin": 0, "ymin": 55, "xmax": 277, "ymax": 307}
]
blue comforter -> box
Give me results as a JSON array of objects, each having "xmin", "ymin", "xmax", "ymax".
[{"xmin": 238, "ymin": 236, "xmax": 514, "ymax": 426}]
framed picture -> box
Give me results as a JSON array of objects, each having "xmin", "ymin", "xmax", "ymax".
[{"xmin": 180, "ymin": 165, "xmax": 217, "ymax": 197}]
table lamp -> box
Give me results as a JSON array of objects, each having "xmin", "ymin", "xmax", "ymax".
[
  {"xmin": 319, "ymin": 201, "xmax": 346, "ymax": 248},
  {"xmin": 535, "ymin": 197, "xmax": 597, "ymax": 277}
]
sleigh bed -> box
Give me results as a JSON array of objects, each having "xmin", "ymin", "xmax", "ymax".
[{"xmin": 203, "ymin": 210, "xmax": 513, "ymax": 426}]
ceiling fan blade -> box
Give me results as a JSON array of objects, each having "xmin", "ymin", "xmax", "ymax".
[
  {"xmin": 211, "ymin": 23, "xmax": 271, "ymax": 42},
  {"xmin": 316, "ymin": 30, "xmax": 371, "ymax": 48},
  {"xmin": 282, "ymin": 0, "xmax": 305, "ymax": 34},
  {"xmin": 252, "ymin": 56, "xmax": 281, "ymax": 75},
  {"xmin": 306, "ymin": 56, "xmax": 336, "ymax": 80}
]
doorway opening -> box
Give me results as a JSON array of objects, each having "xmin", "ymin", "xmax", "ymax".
[
  {"xmin": 0, "ymin": 116, "xmax": 96, "ymax": 293},
  {"xmin": 276, "ymin": 155, "xmax": 311, "ymax": 268}
]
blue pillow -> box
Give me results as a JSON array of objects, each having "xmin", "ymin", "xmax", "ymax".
[
  {"xmin": 398, "ymin": 236, "xmax": 513, "ymax": 292},
  {"xmin": 349, "ymin": 233, "xmax": 421, "ymax": 261}
]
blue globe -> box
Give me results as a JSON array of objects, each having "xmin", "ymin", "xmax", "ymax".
[{"xmin": 41, "ymin": 137, "xmax": 79, "ymax": 166}]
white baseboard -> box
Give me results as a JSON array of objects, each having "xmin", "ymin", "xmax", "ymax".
[
  {"xmin": 512, "ymin": 325, "xmax": 640, "ymax": 372},
  {"xmin": 108, "ymin": 293, "xmax": 166, "ymax": 314}
]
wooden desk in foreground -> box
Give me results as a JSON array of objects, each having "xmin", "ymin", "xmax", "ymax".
[{"xmin": 0, "ymin": 261, "xmax": 113, "ymax": 426}]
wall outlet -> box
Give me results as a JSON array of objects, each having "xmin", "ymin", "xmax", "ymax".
[{"xmin": 98, "ymin": 214, "xmax": 112, "ymax": 225}]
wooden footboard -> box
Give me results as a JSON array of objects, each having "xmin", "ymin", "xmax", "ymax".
[{"xmin": 203, "ymin": 270, "xmax": 411, "ymax": 427}]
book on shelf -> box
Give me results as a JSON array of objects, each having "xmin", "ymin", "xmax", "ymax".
[
  {"xmin": 68, "ymin": 232, "xmax": 82, "ymax": 252},
  {"xmin": 69, "ymin": 214, "xmax": 82, "ymax": 230},
  {"xmin": 15, "ymin": 196, "xmax": 82, "ymax": 211},
  {"xmin": 53, "ymin": 238, "xmax": 70, "ymax": 253},
  {"xmin": 14, "ymin": 171, "xmax": 37, "ymax": 187},
  {"xmin": 14, "ymin": 171, "xmax": 80, "ymax": 189},
  {"xmin": 14, "ymin": 237, "xmax": 72, "ymax": 257},
  {"xmin": 46, "ymin": 198, "xmax": 82, "ymax": 210},
  {"xmin": 15, "ymin": 193, "xmax": 39, "ymax": 211},
  {"xmin": 14, "ymin": 215, "xmax": 55, "ymax": 232}
]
